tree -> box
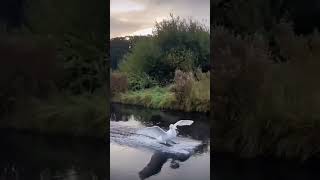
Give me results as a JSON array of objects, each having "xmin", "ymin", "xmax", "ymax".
[
  {"xmin": 23, "ymin": 0, "xmax": 108, "ymax": 94},
  {"xmin": 120, "ymin": 15, "xmax": 210, "ymax": 88}
]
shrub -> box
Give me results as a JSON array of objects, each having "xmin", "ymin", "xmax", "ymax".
[
  {"xmin": 119, "ymin": 14, "xmax": 209, "ymax": 86},
  {"xmin": 190, "ymin": 70, "xmax": 210, "ymax": 112},
  {"xmin": 25, "ymin": 0, "xmax": 108, "ymax": 94},
  {"xmin": 212, "ymin": 25, "xmax": 273, "ymax": 156},
  {"xmin": 170, "ymin": 70, "xmax": 194, "ymax": 104},
  {"xmin": 0, "ymin": 35, "xmax": 59, "ymax": 117},
  {"xmin": 154, "ymin": 14, "xmax": 210, "ymax": 70},
  {"xmin": 170, "ymin": 69, "xmax": 210, "ymax": 112},
  {"xmin": 119, "ymin": 39, "xmax": 161, "ymax": 79},
  {"xmin": 110, "ymin": 72, "xmax": 128, "ymax": 96},
  {"xmin": 125, "ymin": 72, "xmax": 158, "ymax": 91},
  {"xmin": 213, "ymin": 22, "xmax": 320, "ymax": 159}
]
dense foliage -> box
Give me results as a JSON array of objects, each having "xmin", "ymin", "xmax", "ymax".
[
  {"xmin": 213, "ymin": 0, "xmax": 320, "ymax": 159},
  {"xmin": 24, "ymin": 0, "xmax": 108, "ymax": 94},
  {"xmin": 212, "ymin": 0, "xmax": 320, "ymax": 34},
  {"xmin": 0, "ymin": 0, "xmax": 108, "ymax": 137},
  {"xmin": 119, "ymin": 15, "xmax": 210, "ymax": 88}
]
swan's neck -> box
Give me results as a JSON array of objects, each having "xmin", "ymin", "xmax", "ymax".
[{"xmin": 167, "ymin": 127, "xmax": 177, "ymax": 137}]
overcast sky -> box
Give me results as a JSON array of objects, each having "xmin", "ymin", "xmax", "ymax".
[{"xmin": 110, "ymin": 0, "xmax": 210, "ymax": 38}]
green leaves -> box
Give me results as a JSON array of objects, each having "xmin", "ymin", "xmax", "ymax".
[
  {"xmin": 22, "ymin": 0, "xmax": 108, "ymax": 94},
  {"xmin": 119, "ymin": 15, "xmax": 210, "ymax": 89}
]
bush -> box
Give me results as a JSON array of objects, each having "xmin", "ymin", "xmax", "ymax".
[
  {"xmin": 190, "ymin": 70, "xmax": 210, "ymax": 112},
  {"xmin": 25, "ymin": 0, "xmax": 108, "ymax": 94},
  {"xmin": 0, "ymin": 35, "xmax": 59, "ymax": 117},
  {"xmin": 212, "ymin": 25, "xmax": 272, "ymax": 154},
  {"xmin": 212, "ymin": 22, "xmax": 320, "ymax": 159},
  {"xmin": 126, "ymin": 72, "xmax": 158, "ymax": 91},
  {"xmin": 110, "ymin": 72, "xmax": 128, "ymax": 96},
  {"xmin": 119, "ymin": 38, "xmax": 161, "ymax": 80},
  {"xmin": 154, "ymin": 14, "xmax": 210, "ymax": 71},
  {"xmin": 119, "ymin": 14, "xmax": 209, "ymax": 86},
  {"xmin": 170, "ymin": 69, "xmax": 210, "ymax": 112},
  {"xmin": 170, "ymin": 70, "xmax": 193, "ymax": 103}
]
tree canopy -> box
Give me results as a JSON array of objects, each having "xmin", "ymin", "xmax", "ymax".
[{"xmin": 119, "ymin": 15, "xmax": 210, "ymax": 89}]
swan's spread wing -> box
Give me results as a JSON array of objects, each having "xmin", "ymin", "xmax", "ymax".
[
  {"xmin": 137, "ymin": 126, "xmax": 167, "ymax": 139},
  {"xmin": 174, "ymin": 120, "xmax": 194, "ymax": 127}
]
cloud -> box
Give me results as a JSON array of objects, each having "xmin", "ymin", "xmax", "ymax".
[
  {"xmin": 110, "ymin": 0, "xmax": 210, "ymax": 38},
  {"xmin": 110, "ymin": 16, "xmax": 146, "ymax": 38}
]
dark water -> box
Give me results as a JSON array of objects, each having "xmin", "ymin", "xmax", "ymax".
[
  {"xmin": 110, "ymin": 103, "xmax": 210, "ymax": 180},
  {"xmin": 213, "ymin": 153, "xmax": 320, "ymax": 180},
  {"xmin": 0, "ymin": 130, "xmax": 108, "ymax": 180}
]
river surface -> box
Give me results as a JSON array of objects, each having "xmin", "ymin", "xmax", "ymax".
[
  {"xmin": 110, "ymin": 103, "xmax": 210, "ymax": 180},
  {"xmin": 0, "ymin": 130, "xmax": 108, "ymax": 180},
  {"xmin": 1, "ymin": 103, "xmax": 320, "ymax": 180}
]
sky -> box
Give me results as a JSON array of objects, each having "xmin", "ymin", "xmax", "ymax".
[{"xmin": 110, "ymin": 0, "xmax": 210, "ymax": 38}]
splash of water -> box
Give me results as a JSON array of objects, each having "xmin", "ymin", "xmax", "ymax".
[{"xmin": 110, "ymin": 121, "xmax": 202, "ymax": 156}]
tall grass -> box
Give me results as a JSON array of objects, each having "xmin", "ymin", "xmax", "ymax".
[
  {"xmin": 113, "ymin": 87, "xmax": 177, "ymax": 110},
  {"xmin": 190, "ymin": 70, "xmax": 210, "ymax": 112},
  {"xmin": 2, "ymin": 94, "xmax": 108, "ymax": 138},
  {"xmin": 0, "ymin": 35, "xmax": 59, "ymax": 118},
  {"xmin": 110, "ymin": 71, "xmax": 128, "ymax": 96},
  {"xmin": 213, "ymin": 22, "xmax": 320, "ymax": 160},
  {"xmin": 170, "ymin": 69, "xmax": 210, "ymax": 112}
]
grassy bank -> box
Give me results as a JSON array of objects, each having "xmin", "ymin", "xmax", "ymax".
[
  {"xmin": 112, "ymin": 87, "xmax": 177, "ymax": 110},
  {"xmin": 111, "ymin": 71, "xmax": 210, "ymax": 112},
  {"xmin": 0, "ymin": 94, "xmax": 108, "ymax": 138},
  {"xmin": 112, "ymin": 86, "xmax": 209, "ymax": 112}
]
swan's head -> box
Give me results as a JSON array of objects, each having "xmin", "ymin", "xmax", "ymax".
[{"xmin": 169, "ymin": 124, "xmax": 177, "ymax": 130}]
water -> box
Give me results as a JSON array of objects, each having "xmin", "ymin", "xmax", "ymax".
[
  {"xmin": 110, "ymin": 103, "xmax": 320, "ymax": 180},
  {"xmin": 0, "ymin": 130, "xmax": 108, "ymax": 180},
  {"xmin": 213, "ymin": 153, "xmax": 320, "ymax": 180},
  {"xmin": 2, "ymin": 103, "xmax": 318, "ymax": 180},
  {"xmin": 110, "ymin": 103, "xmax": 210, "ymax": 180}
]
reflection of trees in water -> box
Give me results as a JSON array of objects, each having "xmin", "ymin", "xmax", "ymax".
[
  {"xmin": 213, "ymin": 153, "xmax": 320, "ymax": 180},
  {"xmin": 0, "ymin": 165, "xmax": 100, "ymax": 180},
  {"xmin": 139, "ymin": 142, "xmax": 208, "ymax": 180},
  {"xmin": 0, "ymin": 131, "xmax": 107, "ymax": 180},
  {"xmin": 0, "ymin": 164, "xmax": 20, "ymax": 180}
]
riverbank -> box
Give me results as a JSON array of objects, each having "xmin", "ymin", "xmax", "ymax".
[
  {"xmin": 111, "ymin": 86, "xmax": 209, "ymax": 113},
  {"xmin": 0, "ymin": 94, "xmax": 108, "ymax": 139}
]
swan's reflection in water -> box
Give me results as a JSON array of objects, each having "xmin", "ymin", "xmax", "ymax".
[
  {"xmin": 139, "ymin": 151, "xmax": 190, "ymax": 180},
  {"xmin": 139, "ymin": 142, "xmax": 209, "ymax": 180}
]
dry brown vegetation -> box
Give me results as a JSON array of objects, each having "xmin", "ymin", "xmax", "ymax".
[
  {"xmin": 213, "ymin": 21, "xmax": 320, "ymax": 159},
  {"xmin": 110, "ymin": 71, "xmax": 128, "ymax": 96}
]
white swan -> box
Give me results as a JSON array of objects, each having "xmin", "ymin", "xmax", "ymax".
[{"xmin": 137, "ymin": 120, "xmax": 194, "ymax": 144}]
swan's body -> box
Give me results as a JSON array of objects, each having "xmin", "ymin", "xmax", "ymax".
[{"xmin": 137, "ymin": 120, "xmax": 194, "ymax": 144}]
